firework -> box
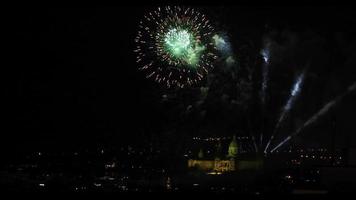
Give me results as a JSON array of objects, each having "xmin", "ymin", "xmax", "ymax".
[
  {"xmin": 212, "ymin": 34, "xmax": 236, "ymax": 66},
  {"xmin": 260, "ymin": 44, "xmax": 271, "ymax": 105},
  {"xmin": 264, "ymin": 70, "xmax": 306, "ymax": 153},
  {"xmin": 259, "ymin": 42, "xmax": 271, "ymax": 149},
  {"xmin": 134, "ymin": 6, "xmax": 217, "ymax": 88},
  {"xmin": 270, "ymin": 81, "xmax": 356, "ymax": 153}
]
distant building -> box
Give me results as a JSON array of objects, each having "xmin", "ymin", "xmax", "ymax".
[{"xmin": 188, "ymin": 136, "xmax": 262, "ymax": 173}]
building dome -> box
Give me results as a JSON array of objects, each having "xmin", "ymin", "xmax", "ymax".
[
  {"xmin": 198, "ymin": 148, "xmax": 204, "ymax": 159},
  {"xmin": 228, "ymin": 135, "xmax": 238, "ymax": 158}
]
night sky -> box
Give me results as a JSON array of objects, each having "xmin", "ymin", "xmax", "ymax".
[{"xmin": 4, "ymin": 6, "xmax": 356, "ymax": 155}]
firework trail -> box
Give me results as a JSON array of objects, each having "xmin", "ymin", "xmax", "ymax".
[
  {"xmin": 261, "ymin": 48, "xmax": 270, "ymax": 105},
  {"xmin": 251, "ymin": 136, "xmax": 259, "ymax": 153},
  {"xmin": 259, "ymin": 41, "xmax": 272, "ymax": 150},
  {"xmin": 270, "ymin": 81, "xmax": 356, "ymax": 153},
  {"xmin": 264, "ymin": 70, "xmax": 306, "ymax": 153}
]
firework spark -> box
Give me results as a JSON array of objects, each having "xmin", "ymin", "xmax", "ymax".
[{"xmin": 134, "ymin": 6, "xmax": 217, "ymax": 88}]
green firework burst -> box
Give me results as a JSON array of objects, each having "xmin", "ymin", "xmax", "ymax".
[{"xmin": 134, "ymin": 6, "xmax": 217, "ymax": 88}]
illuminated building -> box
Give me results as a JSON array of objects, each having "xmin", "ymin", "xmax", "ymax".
[{"xmin": 188, "ymin": 136, "xmax": 263, "ymax": 173}]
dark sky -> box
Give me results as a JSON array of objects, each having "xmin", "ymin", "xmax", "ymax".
[{"xmin": 4, "ymin": 6, "xmax": 356, "ymax": 153}]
